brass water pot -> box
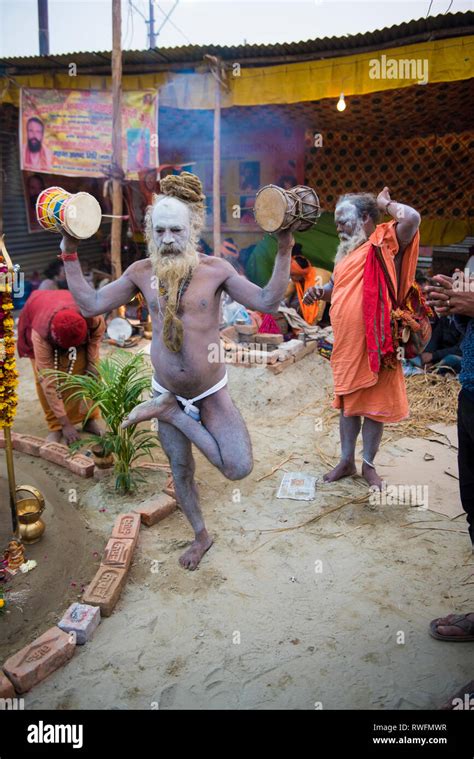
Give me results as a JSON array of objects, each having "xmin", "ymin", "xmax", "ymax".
[{"xmin": 15, "ymin": 485, "xmax": 46, "ymax": 544}]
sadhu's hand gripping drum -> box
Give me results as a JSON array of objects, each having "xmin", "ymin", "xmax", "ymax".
[
  {"xmin": 254, "ymin": 184, "xmax": 321, "ymax": 233},
  {"xmin": 36, "ymin": 186, "xmax": 102, "ymax": 240}
]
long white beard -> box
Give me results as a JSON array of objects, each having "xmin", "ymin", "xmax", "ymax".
[
  {"xmin": 335, "ymin": 225, "xmax": 368, "ymax": 264},
  {"xmin": 148, "ymin": 240, "xmax": 199, "ymax": 294}
]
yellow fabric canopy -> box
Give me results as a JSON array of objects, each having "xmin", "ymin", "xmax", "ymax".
[{"xmin": 2, "ymin": 36, "xmax": 472, "ymax": 108}]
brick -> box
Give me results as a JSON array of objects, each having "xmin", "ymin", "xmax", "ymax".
[
  {"xmin": 82, "ymin": 566, "xmax": 127, "ymax": 617},
  {"xmin": 102, "ymin": 537, "xmax": 134, "ymax": 569},
  {"xmin": 12, "ymin": 434, "xmax": 45, "ymax": 457},
  {"xmin": 254, "ymin": 333, "xmax": 283, "ymax": 346},
  {"xmin": 0, "ymin": 672, "xmax": 15, "ymax": 698},
  {"xmin": 164, "ymin": 474, "xmax": 177, "ymax": 501},
  {"xmin": 2, "ymin": 627, "xmax": 76, "ymax": 694},
  {"xmin": 111, "ymin": 512, "xmax": 141, "ymax": 549},
  {"xmin": 235, "ymin": 323, "xmax": 257, "ymax": 336},
  {"xmin": 278, "ymin": 339, "xmax": 305, "ymax": 357},
  {"xmin": 293, "ymin": 341, "xmax": 318, "ymax": 362},
  {"xmin": 267, "ymin": 355, "xmax": 295, "ymax": 375},
  {"xmin": 134, "ymin": 494, "xmax": 177, "ymax": 527},
  {"xmin": 137, "ymin": 461, "xmax": 170, "ymax": 472},
  {"xmin": 58, "ymin": 603, "xmax": 101, "ymax": 645},
  {"xmin": 67, "ymin": 454, "xmax": 94, "ymax": 478},
  {"xmin": 0, "ymin": 431, "xmax": 20, "ymax": 450},
  {"xmin": 39, "ymin": 442, "xmax": 70, "ymax": 467}
]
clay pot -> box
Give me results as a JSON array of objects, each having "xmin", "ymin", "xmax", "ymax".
[{"xmin": 90, "ymin": 444, "xmax": 114, "ymax": 469}]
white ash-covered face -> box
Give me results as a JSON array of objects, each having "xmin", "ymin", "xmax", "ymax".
[
  {"xmin": 334, "ymin": 201, "xmax": 362, "ymax": 240},
  {"xmin": 334, "ymin": 200, "xmax": 368, "ymax": 263},
  {"xmin": 152, "ymin": 197, "xmax": 191, "ymax": 256}
]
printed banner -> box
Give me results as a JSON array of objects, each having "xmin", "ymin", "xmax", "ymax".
[{"xmin": 20, "ymin": 88, "xmax": 158, "ymax": 179}]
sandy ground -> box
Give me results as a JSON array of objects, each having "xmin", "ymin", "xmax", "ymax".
[{"xmin": 0, "ymin": 344, "xmax": 472, "ymax": 710}]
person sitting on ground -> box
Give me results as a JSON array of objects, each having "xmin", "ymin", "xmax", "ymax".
[
  {"xmin": 38, "ymin": 260, "xmax": 68, "ymax": 290},
  {"xmin": 425, "ymin": 269, "xmax": 474, "ymax": 646},
  {"xmin": 17, "ymin": 290, "xmax": 105, "ymax": 444},
  {"xmin": 285, "ymin": 244, "xmax": 331, "ymax": 326}
]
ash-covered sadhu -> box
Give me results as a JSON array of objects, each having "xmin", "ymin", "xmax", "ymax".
[
  {"xmin": 303, "ymin": 187, "xmax": 421, "ymax": 488},
  {"xmin": 59, "ymin": 171, "xmax": 294, "ymax": 569}
]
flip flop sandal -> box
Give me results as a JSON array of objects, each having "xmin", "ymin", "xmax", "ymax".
[{"xmin": 429, "ymin": 613, "xmax": 474, "ymax": 642}]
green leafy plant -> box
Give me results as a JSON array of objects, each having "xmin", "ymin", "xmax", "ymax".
[{"xmin": 47, "ymin": 350, "xmax": 158, "ymax": 494}]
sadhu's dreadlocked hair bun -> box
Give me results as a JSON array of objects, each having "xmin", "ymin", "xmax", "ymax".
[{"xmin": 159, "ymin": 172, "xmax": 205, "ymax": 208}]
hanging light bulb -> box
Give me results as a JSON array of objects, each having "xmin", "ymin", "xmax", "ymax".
[{"xmin": 337, "ymin": 93, "xmax": 346, "ymax": 112}]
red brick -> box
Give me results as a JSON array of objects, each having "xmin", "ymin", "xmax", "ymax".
[
  {"xmin": 137, "ymin": 461, "xmax": 170, "ymax": 472},
  {"xmin": 12, "ymin": 434, "xmax": 45, "ymax": 456},
  {"xmin": 2, "ymin": 627, "xmax": 76, "ymax": 694},
  {"xmin": 0, "ymin": 430, "xmax": 20, "ymax": 450},
  {"xmin": 111, "ymin": 512, "xmax": 141, "ymax": 548},
  {"xmin": 102, "ymin": 537, "xmax": 134, "ymax": 570},
  {"xmin": 82, "ymin": 566, "xmax": 127, "ymax": 617},
  {"xmin": 39, "ymin": 442, "xmax": 70, "ymax": 467},
  {"xmin": 0, "ymin": 672, "xmax": 15, "ymax": 698},
  {"xmin": 164, "ymin": 474, "xmax": 177, "ymax": 501},
  {"xmin": 134, "ymin": 494, "xmax": 177, "ymax": 527},
  {"xmin": 67, "ymin": 454, "xmax": 94, "ymax": 478}
]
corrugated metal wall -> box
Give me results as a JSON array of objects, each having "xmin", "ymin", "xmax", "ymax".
[{"xmin": 0, "ymin": 110, "xmax": 103, "ymax": 279}]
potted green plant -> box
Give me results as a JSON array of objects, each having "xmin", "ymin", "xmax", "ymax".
[{"xmin": 48, "ymin": 350, "xmax": 158, "ymax": 494}]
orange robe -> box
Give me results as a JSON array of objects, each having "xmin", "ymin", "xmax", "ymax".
[{"xmin": 330, "ymin": 220, "xmax": 419, "ymax": 423}]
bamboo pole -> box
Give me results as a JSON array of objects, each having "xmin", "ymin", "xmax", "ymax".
[
  {"xmin": 213, "ymin": 70, "xmax": 221, "ymax": 258},
  {"xmin": 111, "ymin": 0, "xmax": 123, "ymax": 287},
  {"xmin": 0, "ymin": 237, "xmax": 19, "ymax": 537}
]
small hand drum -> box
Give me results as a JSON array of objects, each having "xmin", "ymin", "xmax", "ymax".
[
  {"xmin": 36, "ymin": 186, "xmax": 102, "ymax": 240},
  {"xmin": 107, "ymin": 317, "xmax": 133, "ymax": 343},
  {"xmin": 254, "ymin": 184, "xmax": 321, "ymax": 233}
]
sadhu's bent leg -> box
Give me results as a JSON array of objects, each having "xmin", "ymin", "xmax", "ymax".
[{"xmin": 124, "ymin": 386, "xmax": 253, "ymax": 480}]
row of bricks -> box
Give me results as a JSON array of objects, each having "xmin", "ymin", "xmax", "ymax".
[
  {"xmin": 0, "ymin": 495, "xmax": 177, "ymax": 696},
  {"xmin": 0, "ymin": 432, "xmax": 94, "ymax": 478}
]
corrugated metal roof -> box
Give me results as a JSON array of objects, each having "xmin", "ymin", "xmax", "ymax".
[{"xmin": 1, "ymin": 11, "xmax": 472, "ymax": 75}]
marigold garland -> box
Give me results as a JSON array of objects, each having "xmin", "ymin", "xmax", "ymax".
[{"xmin": 0, "ymin": 255, "xmax": 19, "ymax": 429}]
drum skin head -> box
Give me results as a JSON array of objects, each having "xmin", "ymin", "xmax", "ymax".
[
  {"xmin": 64, "ymin": 192, "xmax": 102, "ymax": 239},
  {"xmin": 254, "ymin": 186, "xmax": 288, "ymax": 232},
  {"xmin": 107, "ymin": 317, "xmax": 133, "ymax": 341}
]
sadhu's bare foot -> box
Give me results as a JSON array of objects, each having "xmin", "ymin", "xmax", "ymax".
[
  {"xmin": 46, "ymin": 430, "xmax": 62, "ymax": 443},
  {"xmin": 179, "ymin": 530, "xmax": 214, "ymax": 571},
  {"xmin": 323, "ymin": 460, "xmax": 357, "ymax": 483},
  {"xmin": 430, "ymin": 613, "xmax": 474, "ymax": 641},
  {"xmin": 121, "ymin": 392, "xmax": 179, "ymax": 429},
  {"xmin": 362, "ymin": 461, "xmax": 383, "ymax": 490}
]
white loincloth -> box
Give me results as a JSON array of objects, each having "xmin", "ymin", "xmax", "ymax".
[{"xmin": 151, "ymin": 372, "xmax": 228, "ymax": 422}]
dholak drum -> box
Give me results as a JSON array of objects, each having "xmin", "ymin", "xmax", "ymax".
[
  {"xmin": 36, "ymin": 186, "xmax": 102, "ymax": 239},
  {"xmin": 254, "ymin": 184, "xmax": 321, "ymax": 233}
]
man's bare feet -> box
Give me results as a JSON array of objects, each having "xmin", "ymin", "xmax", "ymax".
[
  {"xmin": 362, "ymin": 461, "xmax": 383, "ymax": 489},
  {"xmin": 121, "ymin": 392, "xmax": 180, "ymax": 429},
  {"xmin": 323, "ymin": 460, "xmax": 357, "ymax": 482},
  {"xmin": 179, "ymin": 530, "xmax": 214, "ymax": 570},
  {"xmin": 46, "ymin": 430, "xmax": 62, "ymax": 443}
]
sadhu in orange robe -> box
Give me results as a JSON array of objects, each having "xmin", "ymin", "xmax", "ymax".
[{"xmin": 330, "ymin": 220, "xmax": 419, "ymax": 423}]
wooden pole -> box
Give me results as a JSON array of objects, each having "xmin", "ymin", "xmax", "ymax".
[
  {"xmin": 111, "ymin": 0, "xmax": 123, "ymax": 285},
  {"xmin": 213, "ymin": 69, "xmax": 221, "ymax": 258}
]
